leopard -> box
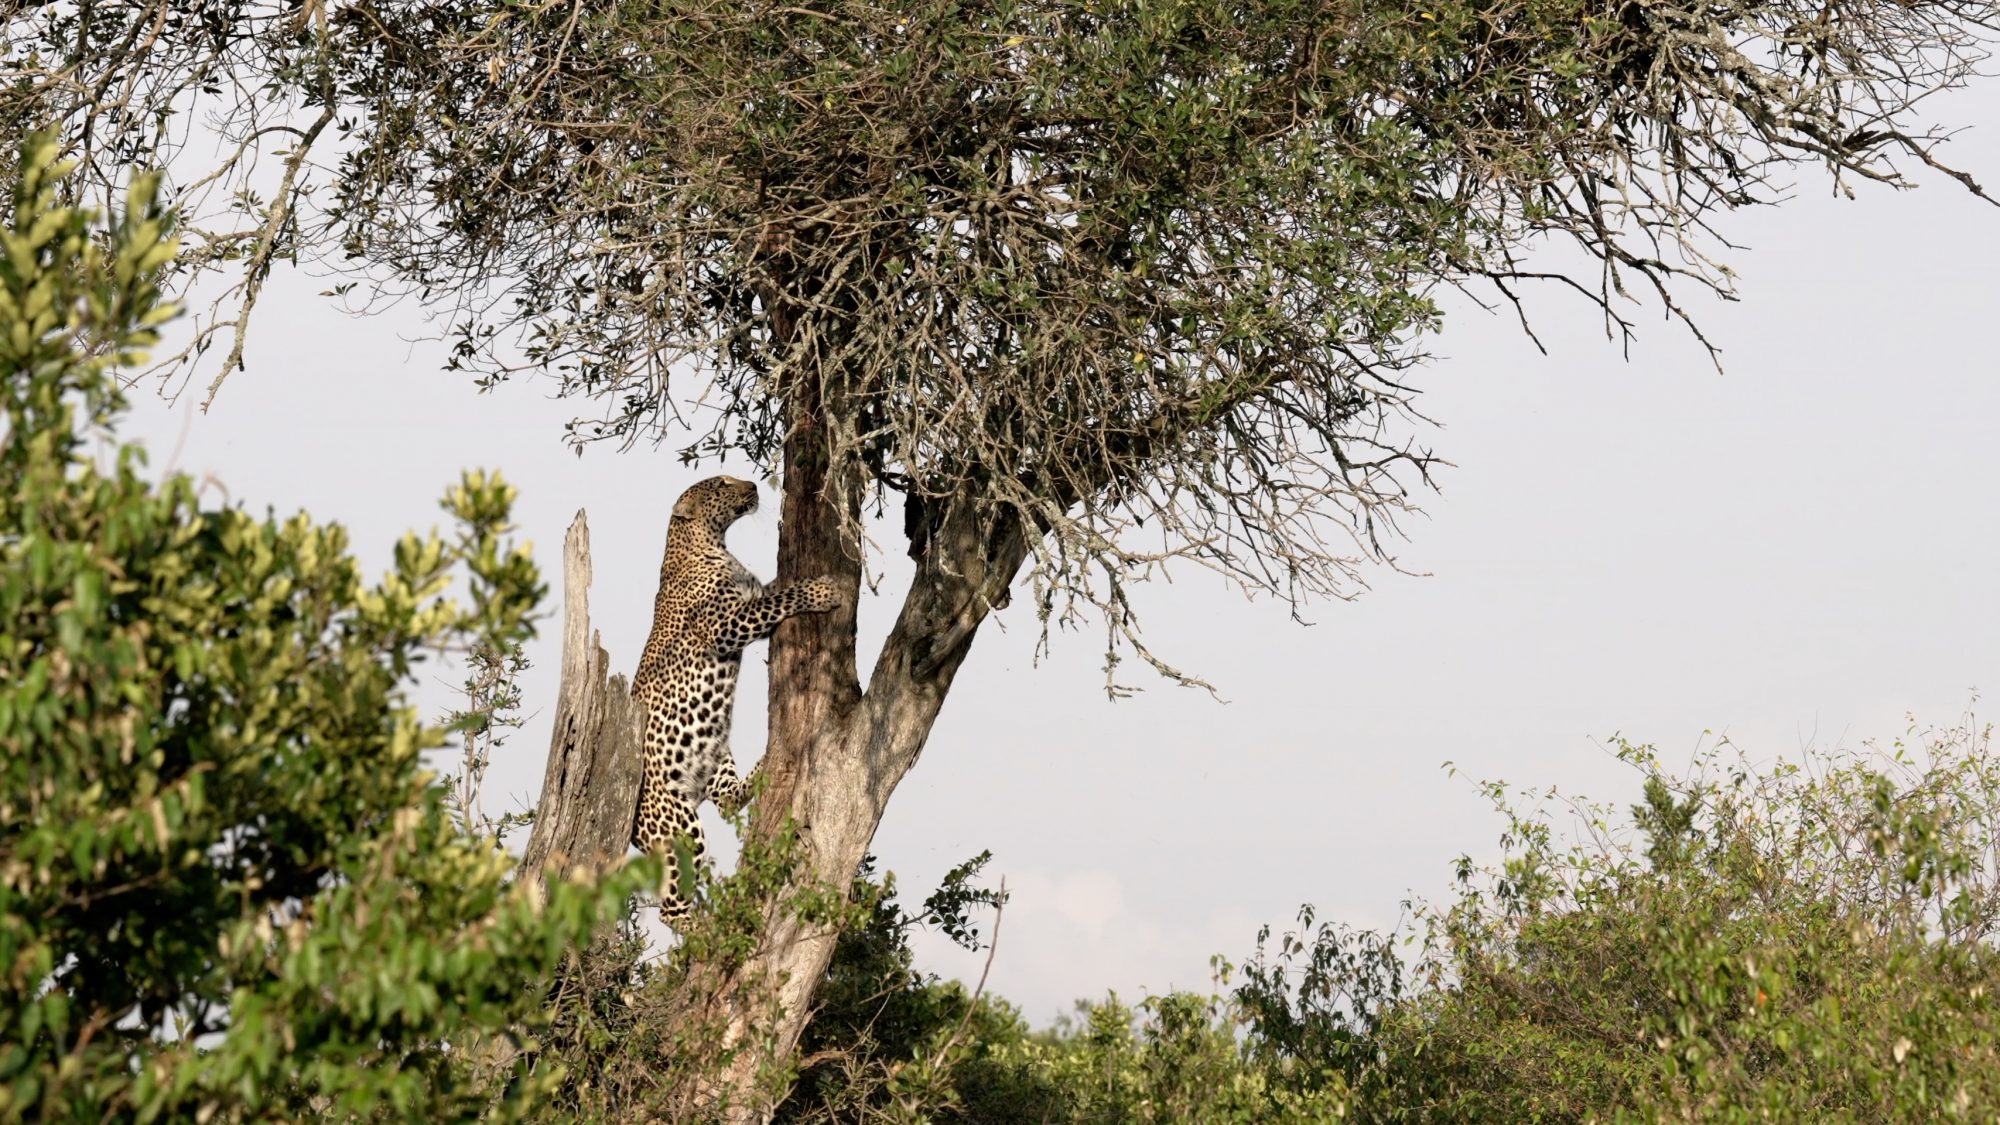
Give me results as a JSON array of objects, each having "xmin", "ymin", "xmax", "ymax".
[{"xmin": 630, "ymin": 475, "xmax": 839, "ymax": 925}]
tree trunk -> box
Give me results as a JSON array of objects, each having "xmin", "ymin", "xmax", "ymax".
[
  {"xmin": 696, "ymin": 425, "xmax": 1025, "ymax": 1120},
  {"xmin": 516, "ymin": 510, "xmax": 647, "ymax": 901}
]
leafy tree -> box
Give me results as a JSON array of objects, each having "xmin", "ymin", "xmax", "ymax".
[
  {"xmin": 9, "ymin": 0, "xmax": 2000, "ymax": 1111},
  {"xmin": 0, "ymin": 137, "xmax": 651, "ymax": 1121}
]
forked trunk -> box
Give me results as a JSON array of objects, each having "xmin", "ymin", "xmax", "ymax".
[{"xmin": 690, "ymin": 413, "xmax": 1022, "ymax": 1121}]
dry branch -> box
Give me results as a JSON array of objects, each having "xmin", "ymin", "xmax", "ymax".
[{"xmin": 516, "ymin": 510, "xmax": 645, "ymax": 901}]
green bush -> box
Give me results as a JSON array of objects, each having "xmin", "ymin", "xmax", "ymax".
[
  {"xmin": 1239, "ymin": 724, "xmax": 2000, "ymax": 1122},
  {"xmin": 772, "ymin": 856, "xmax": 1350, "ymax": 1124},
  {"xmin": 966, "ymin": 990, "xmax": 1353, "ymax": 1124},
  {"xmin": 772, "ymin": 854, "xmax": 1005, "ymax": 1122},
  {"xmin": 0, "ymin": 136, "xmax": 650, "ymax": 1122},
  {"xmin": 721, "ymin": 725, "xmax": 2000, "ymax": 1124}
]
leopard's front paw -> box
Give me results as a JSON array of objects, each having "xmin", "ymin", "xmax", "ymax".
[{"xmin": 801, "ymin": 576, "xmax": 843, "ymax": 613}]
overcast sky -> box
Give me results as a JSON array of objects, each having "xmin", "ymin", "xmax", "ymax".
[{"xmin": 116, "ymin": 82, "xmax": 2000, "ymax": 1023}]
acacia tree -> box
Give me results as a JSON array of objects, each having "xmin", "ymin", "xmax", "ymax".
[{"xmin": 8, "ymin": 0, "xmax": 1998, "ymax": 1116}]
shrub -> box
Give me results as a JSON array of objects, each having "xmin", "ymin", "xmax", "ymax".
[
  {"xmin": 0, "ymin": 135, "xmax": 649, "ymax": 1122},
  {"xmin": 1240, "ymin": 722, "xmax": 2000, "ymax": 1122}
]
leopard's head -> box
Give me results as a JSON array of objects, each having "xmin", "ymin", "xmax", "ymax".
[{"xmin": 672, "ymin": 475, "xmax": 759, "ymax": 534}]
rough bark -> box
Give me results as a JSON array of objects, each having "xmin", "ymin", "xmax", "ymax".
[
  {"xmin": 516, "ymin": 510, "xmax": 647, "ymax": 901},
  {"xmin": 698, "ymin": 432, "xmax": 1026, "ymax": 1120}
]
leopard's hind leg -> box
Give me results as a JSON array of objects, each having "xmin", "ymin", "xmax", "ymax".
[{"xmin": 633, "ymin": 783, "xmax": 706, "ymax": 927}]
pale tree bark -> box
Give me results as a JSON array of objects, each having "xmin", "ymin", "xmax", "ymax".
[
  {"xmin": 517, "ymin": 511, "xmax": 647, "ymax": 901},
  {"xmin": 467, "ymin": 512, "xmax": 646, "ymax": 1092}
]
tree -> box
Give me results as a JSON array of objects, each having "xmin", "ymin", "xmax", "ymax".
[
  {"xmin": 0, "ymin": 136, "xmax": 651, "ymax": 1121},
  {"xmin": 8, "ymin": 0, "xmax": 1998, "ymax": 1114}
]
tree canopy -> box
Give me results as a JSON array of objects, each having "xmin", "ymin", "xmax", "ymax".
[{"xmin": 11, "ymin": 0, "xmax": 1993, "ymax": 674}]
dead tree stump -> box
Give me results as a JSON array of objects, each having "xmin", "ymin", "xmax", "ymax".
[{"xmin": 516, "ymin": 510, "xmax": 647, "ymax": 900}]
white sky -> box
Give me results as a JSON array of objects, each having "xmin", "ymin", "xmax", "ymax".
[{"xmin": 117, "ymin": 83, "xmax": 2000, "ymax": 1024}]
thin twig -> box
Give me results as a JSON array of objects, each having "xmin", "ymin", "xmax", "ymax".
[{"xmin": 927, "ymin": 878, "xmax": 1005, "ymax": 1073}]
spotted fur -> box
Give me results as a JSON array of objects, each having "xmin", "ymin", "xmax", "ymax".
[{"xmin": 631, "ymin": 475, "xmax": 839, "ymax": 925}]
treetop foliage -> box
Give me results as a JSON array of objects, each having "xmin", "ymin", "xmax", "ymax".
[
  {"xmin": 9, "ymin": 0, "xmax": 1994, "ymax": 676},
  {"xmin": 331, "ymin": 0, "xmax": 2000, "ymax": 649}
]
